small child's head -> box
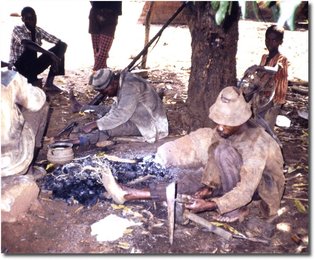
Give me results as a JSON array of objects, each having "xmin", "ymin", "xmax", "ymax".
[{"xmin": 265, "ymin": 25, "xmax": 284, "ymax": 53}]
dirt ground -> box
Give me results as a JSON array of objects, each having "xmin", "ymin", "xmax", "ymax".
[{"xmin": 1, "ymin": 17, "xmax": 309, "ymax": 255}]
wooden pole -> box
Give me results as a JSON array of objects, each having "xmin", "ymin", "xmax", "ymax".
[{"xmin": 141, "ymin": 2, "xmax": 154, "ymax": 69}]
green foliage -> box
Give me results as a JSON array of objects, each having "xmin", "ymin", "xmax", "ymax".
[
  {"xmin": 212, "ymin": 1, "xmax": 302, "ymax": 31},
  {"xmin": 215, "ymin": 1, "xmax": 231, "ymax": 25},
  {"xmin": 211, "ymin": 1, "xmax": 220, "ymax": 12}
]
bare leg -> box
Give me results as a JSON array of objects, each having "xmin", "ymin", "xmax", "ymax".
[
  {"xmin": 121, "ymin": 185, "xmax": 152, "ymax": 201},
  {"xmin": 69, "ymin": 89, "xmax": 83, "ymax": 113},
  {"xmin": 101, "ymin": 166, "xmax": 153, "ymax": 204},
  {"xmin": 44, "ymin": 75, "xmax": 62, "ymax": 93}
]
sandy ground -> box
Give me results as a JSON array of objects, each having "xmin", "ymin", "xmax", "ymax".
[{"xmin": 0, "ymin": 0, "xmax": 311, "ymax": 255}]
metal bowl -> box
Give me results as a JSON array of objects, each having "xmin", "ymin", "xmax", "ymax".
[{"xmin": 47, "ymin": 142, "xmax": 74, "ymax": 165}]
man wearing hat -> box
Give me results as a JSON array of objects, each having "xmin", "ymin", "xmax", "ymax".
[
  {"xmin": 100, "ymin": 86, "xmax": 285, "ymax": 223},
  {"xmin": 69, "ymin": 68, "xmax": 169, "ymax": 146}
]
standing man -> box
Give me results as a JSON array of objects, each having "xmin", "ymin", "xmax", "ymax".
[
  {"xmin": 9, "ymin": 6, "xmax": 67, "ymax": 92},
  {"xmin": 88, "ymin": 1, "xmax": 122, "ymax": 83}
]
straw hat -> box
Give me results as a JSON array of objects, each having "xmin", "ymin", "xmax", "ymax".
[
  {"xmin": 92, "ymin": 68, "xmax": 113, "ymax": 90},
  {"xmin": 209, "ymin": 86, "xmax": 252, "ymax": 126}
]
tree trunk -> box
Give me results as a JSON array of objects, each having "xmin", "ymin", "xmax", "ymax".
[{"xmin": 184, "ymin": 2, "xmax": 240, "ymax": 130}]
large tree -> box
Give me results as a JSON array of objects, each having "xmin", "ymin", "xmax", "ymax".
[{"xmin": 182, "ymin": 1, "xmax": 241, "ymax": 130}]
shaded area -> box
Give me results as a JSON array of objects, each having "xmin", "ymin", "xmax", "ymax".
[{"xmin": 1, "ymin": 67, "xmax": 309, "ymax": 254}]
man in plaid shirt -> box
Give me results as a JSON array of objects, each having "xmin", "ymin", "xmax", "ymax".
[{"xmin": 9, "ymin": 6, "xmax": 67, "ymax": 92}]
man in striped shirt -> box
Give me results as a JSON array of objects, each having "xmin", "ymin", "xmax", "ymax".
[{"xmin": 9, "ymin": 6, "xmax": 67, "ymax": 92}]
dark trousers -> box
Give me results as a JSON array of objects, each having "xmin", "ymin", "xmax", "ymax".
[
  {"xmin": 203, "ymin": 141, "xmax": 261, "ymax": 199},
  {"xmin": 14, "ymin": 41, "xmax": 67, "ymax": 84}
]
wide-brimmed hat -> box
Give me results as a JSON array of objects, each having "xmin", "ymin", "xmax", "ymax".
[
  {"xmin": 209, "ymin": 86, "xmax": 252, "ymax": 126},
  {"xmin": 92, "ymin": 68, "xmax": 113, "ymax": 90}
]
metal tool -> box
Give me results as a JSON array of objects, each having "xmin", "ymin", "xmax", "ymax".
[
  {"xmin": 166, "ymin": 181, "xmax": 176, "ymax": 245},
  {"xmin": 166, "ymin": 184, "xmax": 232, "ymax": 244},
  {"xmin": 183, "ymin": 209, "xmax": 233, "ymax": 241},
  {"xmin": 167, "ymin": 188, "xmax": 269, "ymax": 245},
  {"xmin": 55, "ymin": 121, "xmax": 78, "ymax": 138},
  {"xmin": 85, "ymin": 2, "xmax": 188, "ymax": 106}
]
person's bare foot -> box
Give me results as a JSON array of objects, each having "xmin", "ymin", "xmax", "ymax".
[
  {"xmin": 69, "ymin": 89, "xmax": 83, "ymax": 113},
  {"xmin": 101, "ymin": 165, "xmax": 127, "ymax": 204},
  {"xmin": 212, "ymin": 207, "xmax": 249, "ymax": 223},
  {"xmin": 96, "ymin": 140, "xmax": 115, "ymax": 147}
]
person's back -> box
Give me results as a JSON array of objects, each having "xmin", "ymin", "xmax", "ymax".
[
  {"xmin": 96, "ymin": 70, "xmax": 169, "ymax": 143},
  {"xmin": 1, "ymin": 69, "xmax": 47, "ymax": 176}
]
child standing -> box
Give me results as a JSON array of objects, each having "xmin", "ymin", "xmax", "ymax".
[{"xmin": 245, "ymin": 25, "xmax": 289, "ymax": 130}]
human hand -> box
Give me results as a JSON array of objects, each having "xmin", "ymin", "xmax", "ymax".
[
  {"xmin": 193, "ymin": 186, "xmax": 213, "ymax": 199},
  {"xmin": 244, "ymin": 65, "xmax": 260, "ymax": 77},
  {"xmin": 184, "ymin": 198, "xmax": 217, "ymax": 213},
  {"xmin": 1, "ymin": 61, "xmax": 16, "ymax": 70},
  {"xmin": 81, "ymin": 121, "xmax": 97, "ymax": 134},
  {"xmin": 8, "ymin": 64, "xmax": 16, "ymax": 71}
]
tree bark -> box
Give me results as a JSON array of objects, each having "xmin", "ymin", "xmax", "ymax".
[{"xmin": 184, "ymin": 2, "xmax": 240, "ymax": 130}]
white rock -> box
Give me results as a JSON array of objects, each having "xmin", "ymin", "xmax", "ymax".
[{"xmin": 276, "ymin": 115, "xmax": 291, "ymax": 128}]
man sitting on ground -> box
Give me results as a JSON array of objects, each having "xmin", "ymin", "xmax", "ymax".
[
  {"xmin": 1, "ymin": 68, "xmax": 49, "ymax": 177},
  {"xmin": 65, "ymin": 68, "xmax": 169, "ymax": 146},
  {"xmin": 8, "ymin": 6, "xmax": 67, "ymax": 92},
  {"xmin": 100, "ymin": 86, "xmax": 285, "ymax": 223}
]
